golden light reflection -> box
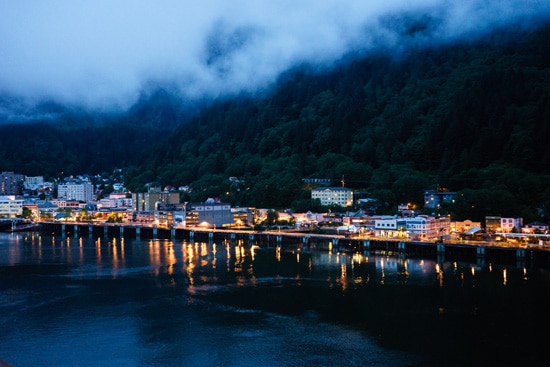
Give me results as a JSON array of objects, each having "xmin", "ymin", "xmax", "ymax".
[
  {"xmin": 234, "ymin": 245, "xmax": 244, "ymax": 272},
  {"xmin": 186, "ymin": 243, "xmax": 196, "ymax": 287},
  {"xmin": 79, "ymin": 239, "xmax": 84, "ymax": 265},
  {"xmin": 503, "ymin": 268, "xmax": 507, "ymax": 286},
  {"xmin": 276, "ymin": 246, "xmax": 281, "ymax": 262},
  {"xmin": 149, "ymin": 240, "xmax": 161, "ymax": 275},
  {"xmin": 471, "ymin": 266, "xmax": 475, "ymax": 277},
  {"xmin": 166, "ymin": 242, "xmax": 176, "ymax": 276},
  {"xmin": 120, "ymin": 239, "xmax": 125, "ymax": 266},
  {"xmin": 225, "ymin": 243, "xmax": 231, "ymax": 272},
  {"xmin": 523, "ymin": 268, "xmax": 528, "ymax": 281},
  {"xmin": 211, "ymin": 244, "xmax": 217, "ymax": 270},
  {"xmin": 250, "ymin": 245, "xmax": 259, "ymax": 261},
  {"xmin": 96, "ymin": 238, "xmax": 101, "ymax": 264},
  {"xmin": 436, "ymin": 263, "xmax": 443, "ymax": 287},
  {"xmin": 66, "ymin": 238, "xmax": 72, "ymax": 263},
  {"xmin": 185, "ymin": 243, "xmax": 195, "ymax": 263},
  {"xmin": 340, "ymin": 263, "xmax": 348, "ymax": 291},
  {"xmin": 112, "ymin": 241, "xmax": 119, "ymax": 278},
  {"xmin": 200, "ymin": 243, "xmax": 209, "ymax": 267}
]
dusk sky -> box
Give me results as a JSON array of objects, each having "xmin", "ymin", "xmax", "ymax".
[{"xmin": 1, "ymin": 0, "xmax": 549, "ymax": 115}]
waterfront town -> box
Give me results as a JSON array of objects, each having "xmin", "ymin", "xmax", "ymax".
[{"xmin": 1, "ymin": 170, "xmax": 549, "ymax": 245}]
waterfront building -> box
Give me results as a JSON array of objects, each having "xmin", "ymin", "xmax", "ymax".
[
  {"xmin": 231, "ymin": 207, "xmax": 254, "ymax": 227},
  {"xmin": 374, "ymin": 216, "xmax": 399, "ymax": 237},
  {"xmin": 522, "ymin": 221, "xmax": 549, "ymax": 234},
  {"xmin": 36, "ymin": 200, "xmax": 59, "ymax": 217},
  {"xmin": 450, "ymin": 219, "xmax": 482, "ymax": 237},
  {"xmin": 485, "ymin": 216, "xmax": 523, "ymax": 233},
  {"xmin": 133, "ymin": 211, "xmax": 155, "ymax": 224},
  {"xmin": 311, "ymin": 187, "xmax": 353, "ymax": 207},
  {"xmin": 374, "ymin": 215, "xmax": 451, "ymax": 240},
  {"xmin": 186, "ymin": 198, "xmax": 232, "ymax": 227},
  {"xmin": 0, "ymin": 195, "xmax": 24, "ymax": 217}
]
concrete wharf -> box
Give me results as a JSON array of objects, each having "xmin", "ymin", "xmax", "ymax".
[{"xmin": 38, "ymin": 222, "xmax": 550, "ymax": 268}]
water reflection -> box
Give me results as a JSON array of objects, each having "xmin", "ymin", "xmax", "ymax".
[
  {"xmin": 5, "ymin": 233, "xmax": 530, "ymax": 291},
  {"xmin": 2, "ymin": 233, "xmax": 550, "ymax": 367}
]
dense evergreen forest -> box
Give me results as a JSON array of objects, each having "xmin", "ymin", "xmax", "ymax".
[{"xmin": 1, "ymin": 23, "xmax": 549, "ymax": 223}]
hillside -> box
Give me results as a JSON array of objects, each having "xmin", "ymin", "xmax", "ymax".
[
  {"xmin": 130, "ymin": 23, "xmax": 550, "ymax": 221},
  {"xmin": 1, "ymin": 22, "xmax": 549, "ymax": 222}
]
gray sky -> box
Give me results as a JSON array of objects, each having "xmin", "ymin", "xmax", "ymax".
[{"xmin": 1, "ymin": 0, "xmax": 549, "ymax": 113}]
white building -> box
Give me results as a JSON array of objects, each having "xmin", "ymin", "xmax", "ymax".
[
  {"xmin": 374, "ymin": 216, "xmax": 399, "ymax": 236},
  {"xmin": 24, "ymin": 176, "xmax": 44, "ymax": 190},
  {"xmin": 57, "ymin": 183, "xmax": 94, "ymax": 202},
  {"xmin": 99, "ymin": 196, "xmax": 132, "ymax": 209},
  {"xmin": 374, "ymin": 215, "xmax": 451, "ymax": 240},
  {"xmin": 500, "ymin": 217, "xmax": 523, "ymax": 233},
  {"xmin": 311, "ymin": 187, "xmax": 353, "ymax": 207},
  {"xmin": 0, "ymin": 195, "xmax": 24, "ymax": 217}
]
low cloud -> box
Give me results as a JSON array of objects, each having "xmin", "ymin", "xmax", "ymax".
[{"xmin": 1, "ymin": 0, "xmax": 549, "ymax": 116}]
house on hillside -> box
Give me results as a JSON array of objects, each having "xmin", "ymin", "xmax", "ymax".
[{"xmin": 424, "ymin": 189, "xmax": 457, "ymax": 209}]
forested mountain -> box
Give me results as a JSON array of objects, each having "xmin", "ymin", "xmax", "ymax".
[
  {"xmin": 130, "ymin": 23, "xmax": 550, "ymax": 222},
  {"xmin": 1, "ymin": 22, "xmax": 549, "ymax": 222}
]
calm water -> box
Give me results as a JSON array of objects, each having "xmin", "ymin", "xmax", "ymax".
[{"xmin": 1, "ymin": 232, "xmax": 550, "ymax": 367}]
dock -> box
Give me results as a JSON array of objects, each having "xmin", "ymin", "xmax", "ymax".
[{"xmin": 30, "ymin": 222, "xmax": 550, "ymax": 268}]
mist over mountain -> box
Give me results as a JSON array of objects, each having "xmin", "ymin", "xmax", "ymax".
[{"xmin": 1, "ymin": 1, "xmax": 549, "ymax": 121}]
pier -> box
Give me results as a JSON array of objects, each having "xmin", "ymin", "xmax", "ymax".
[{"xmin": 37, "ymin": 222, "xmax": 550, "ymax": 268}]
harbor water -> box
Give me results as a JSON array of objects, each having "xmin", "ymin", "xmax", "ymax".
[{"xmin": 1, "ymin": 232, "xmax": 550, "ymax": 367}]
